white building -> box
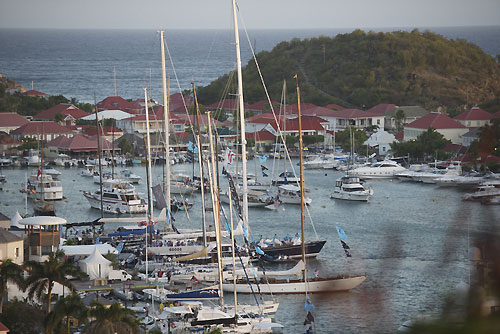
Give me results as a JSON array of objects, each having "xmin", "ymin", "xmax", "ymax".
[
  {"xmin": 364, "ymin": 130, "xmax": 396, "ymax": 156},
  {"xmin": 404, "ymin": 112, "xmax": 468, "ymax": 145}
]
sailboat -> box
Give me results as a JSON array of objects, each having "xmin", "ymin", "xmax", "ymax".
[
  {"xmin": 33, "ymin": 135, "xmax": 57, "ymax": 216},
  {"xmin": 223, "ymin": 75, "xmax": 366, "ymax": 294}
]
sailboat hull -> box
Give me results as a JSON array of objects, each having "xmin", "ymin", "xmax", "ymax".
[
  {"xmin": 258, "ymin": 240, "xmax": 326, "ymax": 260},
  {"xmin": 222, "ymin": 275, "xmax": 366, "ymax": 294}
]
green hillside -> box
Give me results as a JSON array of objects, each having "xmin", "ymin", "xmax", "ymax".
[{"xmin": 196, "ymin": 29, "xmax": 500, "ymax": 112}]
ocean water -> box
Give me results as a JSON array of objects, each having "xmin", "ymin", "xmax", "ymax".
[
  {"xmin": 0, "ymin": 26, "xmax": 499, "ymax": 104},
  {"xmin": 0, "ymin": 162, "xmax": 499, "ymax": 333}
]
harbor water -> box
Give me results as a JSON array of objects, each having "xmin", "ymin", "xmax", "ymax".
[{"xmin": 0, "ymin": 161, "xmax": 498, "ymax": 333}]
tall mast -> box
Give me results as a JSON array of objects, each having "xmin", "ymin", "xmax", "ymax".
[
  {"xmin": 95, "ymin": 96, "xmax": 104, "ymax": 218},
  {"xmin": 160, "ymin": 30, "xmax": 171, "ymax": 225},
  {"xmin": 192, "ymin": 83, "xmax": 207, "ymax": 247},
  {"xmin": 232, "ymin": 0, "xmax": 249, "ymax": 227},
  {"xmin": 295, "ymin": 75, "xmax": 307, "ymax": 283},
  {"xmin": 144, "ymin": 88, "xmax": 154, "ymax": 278},
  {"xmin": 207, "ymin": 112, "xmax": 224, "ymax": 307}
]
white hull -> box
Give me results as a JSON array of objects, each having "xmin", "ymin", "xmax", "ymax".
[
  {"xmin": 148, "ymin": 244, "xmax": 205, "ymax": 256},
  {"xmin": 29, "ymin": 188, "xmax": 64, "ymax": 201},
  {"xmin": 83, "ymin": 192, "xmax": 147, "ymax": 214},
  {"xmin": 330, "ymin": 191, "xmax": 370, "ymax": 201},
  {"xmin": 278, "ymin": 194, "xmax": 312, "ymax": 205},
  {"xmin": 222, "ymin": 275, "xmax": 366, "ymax": 294}
]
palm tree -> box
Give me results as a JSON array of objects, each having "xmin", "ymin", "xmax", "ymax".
[
  {"xmin": 45, "ymin": 293, "xmax": 87, "ymax": 334},
  {"xmin": 0, "ymin": 259, "xmax": 24, "ymax": 313},
  {"xmin": 24, "ymin": 250, "xmax": 83, "ymax": 313},
  {"xmin": 83, "ymin": 301, "xmax": 140, "ymax": 334}
]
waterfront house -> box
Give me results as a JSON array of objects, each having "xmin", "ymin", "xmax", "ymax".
[
  {"xmin": 46, "ymin": 134, "xmax": 115, "ymax": 157},
  {"xmin": 11, "ymin": 121, "xmax": 74, "ymax": 141},
  {"xmin": 317, "ymin": 108, "xmax": 385, "ymax": 131},
  {"xmin": 0, "ymin": 133, "xmax": 20, "ymax": 154},
  {"xmin": 0, "ymin": 229, "xmax": 23, "ymax": 265},
  {"xmin": 22, "ymin": 89, "xmax": 48, "ymax": 98},
  {"xmin": 34, "ymin": 103, "xmax": 89, "ymax": 126},
  {"xmin": 0, "ymin": 112, "xmax": 29, "ymax": 133},
  {"xmin": 383, "ymin": 106, "xmax": 430, "ymax": 130},
  {"xmin": 403, "ymin": 112, "xmax": 468, "ymax": 144},
  {"xmin": 461, "ymin": 127, "xmax": 481, "ymax": 147},
  {"xmin": 453, "ymin": 107, "xmax": 493, "ymax": 128},
  {"xmin": 364, "ymin": 129, "xmax": 396, "ymax": 156},
  {"xmin": 97, "ymin": 96, "xmax": 143, "ymax": 114}
]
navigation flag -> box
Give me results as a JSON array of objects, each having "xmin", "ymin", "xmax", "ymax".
[
  {"xmin": 341, "ymin": 240, "xmax": 352, "ymax": 257},
  {"xmin": 304, "ymin": 296, "xmax": 315, "ymax": 312},
  {"xmin": 188, "ymin": 141, "xmax": 194, "ymax": 152},
  {"xmin": 224, "ymin": 148, "xmax": 236, "ymax": 166},
  {"xmin": 116, "ymin": 242, "xmax": 124, "ymax": 254},
  {"xmin": 37, "ymin": 169, "xmax": 41, "ymax": 180},
  {"xmin": 258, "ymin": 155, "xmax": 267, "ymax": 163},
  {"xmin": 261, "ymin": 165, "xmax": 269, "ymax": 171},
  {"xmin": 262, "ymin": 171, "xmax": 268, "ymax": 177},
  {"xmin": 95, "ymin": 236, "xmax": 100, "ymax": 244},
  {"xmin": 336, "ymin": 225, "xmax": 348, "ymax": 241}
]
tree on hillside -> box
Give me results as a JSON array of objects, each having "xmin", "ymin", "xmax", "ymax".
[
  {"xmin": 24, "ymin": 250, "xmax": 84, "ymax": 313},
  {"xmin": 0, "ymin": 259, "xmax": 24, "ymax": 313}
]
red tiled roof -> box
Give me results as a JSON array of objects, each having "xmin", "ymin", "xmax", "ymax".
[
  {"xmin": 171, "ymin": 114, "xmax": 223, "ymax": 127},
  {"xmin": 366, "ymin": 104, "xmax": 397, "ymax": 115},
  {"xmin": 395, "ymin": 130, "xmax": 404, "ymax": 140},
  {"xmin": 253, "ymin": 129, "xmax": 276, "ymax": 141},
  {"xmin": 247, "ymin": 100, "xmax": 279, "ymax": 111},
  {"xmin": 324, "ymin": 108, "xmax": 385, "ymax": 119},
  {"xmin": 35, "ymin": 104, "xmax": 89, "ymax": 120},
  {"xmin": 169, "ymin": 93, "xmax": 193, "ymax": 108},
  {"xmin": 205, "ymin": 99, "xmax": 250, "ymax": 111},
  {"xmin": 459, "ymin": 153, "xmax": 500, "ymax": 164},
  {"xmin": 246, "ymin": 112, "xmax": 284, "ymax": 124},
  {"xmin": 23, "ymin": 89, "xmax": 47, "ymax": 96},
  {"xmin": 97, "ymin": 96, "xmax": 142, "ymax": 113},
  {"xmin": 281, "ymin": 103, "xmax": 321, "ymax": 114},
  {"xmin": 0, "ymin": 133, "xmax": 20, "ymax": 145},
  {"xmin": 271, "ymin": 115, "xmax": 326, "ymax": 132},
  {"xmin": 11, "ymin": 121, "xmax": 73, "ymax": 135},
  {"xmin": 405, "ymin": 112, "xmax": 466, "ymax": 129},
  {"xmin": 443, "ymin": 143, "xmax": 467, "ymax": 154},
  {"xmin": 48, "ymin": 134, "xmax": 114, "ymax": 152},
  {"xmin": 325, "ymin": 103, "xmax": 345, "ymax": 110},
  {"xmin": 0, "ymin": 112, "xmax": 29, "ymax": 127},
  {"xmin": 453, "ymin": 107, "xmax": 493, "ymax": 121}
]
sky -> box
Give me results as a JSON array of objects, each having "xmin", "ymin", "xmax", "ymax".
[{"xmin": 0, "ymin": 0, "xmax": 499, "ymax": 30}]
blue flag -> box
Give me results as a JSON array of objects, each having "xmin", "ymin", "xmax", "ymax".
[
  {"xmin": 304, "ymin": 296, "xmax": 315, "ymax": 312},
  {"xmin": 336, "ymin": 226, "xmax": 348, "ymax": 241},
  {"xmin": 188, "ymin": 141, "xmax": 194, "ymax": 152},
  {"xmin": 258, "ymin": 155, "xmax": 267, "ymax": 163},
  {"xmin": 254, "ymin": 245, "xmax": 265, "ymax": 255},
  {"xmin": 95, "ymin": 236, "xmax": 100, "ymax": 244},
  {"xmin": 116, "ymin": 242, "xmax": 124, "ymax": 254}
]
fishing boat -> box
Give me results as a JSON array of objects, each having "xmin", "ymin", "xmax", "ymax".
[
  {"xmin": 330, "ymin": 175, "xmax": 373, "ymax": 201},
  {"xmin": 83, "ymin": 179, "xmax": 147, "ymax": 214}
]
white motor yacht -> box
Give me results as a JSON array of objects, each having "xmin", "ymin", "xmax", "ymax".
[
  {"xmin": 43, "ymin": 165, "xmax": 62, "ymax": 179},
  {"xmin": 303, "ymin": 154, "xmax": 337, "ymax": 169},
  {"xmin": 83, "ymin": 179, "xmax": 147, "ymax": 214},
  {"xmin": 80, "ymin": 164, "xmax": 95, "ymax": 177},
  {"xmin": 119, "ymin": 169, "xmax": 141, "ymax": 184},
  {"xmin": 28, "ymin": 174, "xmax": 63, "ymax": 200},
  {"xmin": 277, "ymin": 184, "xmax": 312, "ymax": 205},
  {"xmin": 349, "ymin": 160, "xmax": 406, "ymax": 179},
  {"xmin": 330, "ymin": 176, "xmax": 373, "ymax": 201}
]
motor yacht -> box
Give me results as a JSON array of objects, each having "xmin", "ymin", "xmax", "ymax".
[
  {"xmin": 28, "ymin": 174, "xmax": 63, "ymax": 201},
  {"xmin": 330, "ymin": 176, "xmax": 373, "ymax": 201},
  {"xmin": 277, "ymin": 184, "xmax": 312, "ymax": 205},
  {"xmin": 349, "ymin": 160, "xmax": 406, "ymax": 179},
  {"xmin": 83, "ymin": 179, "xmax": 147, "ymax": 214}
]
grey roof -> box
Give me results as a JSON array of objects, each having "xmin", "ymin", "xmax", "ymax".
[
  {"xmin": 463, "ymin": 127, "xmax": 481, "ymax": 138},
  {"xmin": 0, "ymin": 229, "xmax": 23, "ymax": 243},
  {"xmin": 385, "ymin": 106, "xmax": 430, "ymax": 118}
]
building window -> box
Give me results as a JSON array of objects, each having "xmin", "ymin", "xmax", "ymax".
[
  {"xmin": 377, "ymin": 119, "xmax": 380, "ymax": 125},
  {"xmin": 42, "ymin": 246, "xmax": 52, "ymax": 256},
  {"xmin": 16, "ymin": 247, "xmax": 20, "ymax": 258}
]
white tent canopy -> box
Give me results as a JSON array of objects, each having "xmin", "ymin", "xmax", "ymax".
[
  {"xmin": 61, "ymin": 243, "xmax": 117, "ymax": 256},
  {"xmin": 79, "ymin": 246, "xmax": 112, "ymax": 280},
  {"xmin": 81, "ymin": 110, "xmax": 133, "ymax": 121},
  {"xmin": 10, "ymin": 211, "xmax": 23, "ymax": 229}
]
